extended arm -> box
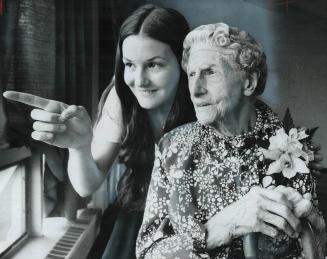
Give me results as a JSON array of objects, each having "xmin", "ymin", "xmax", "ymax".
[{"xmin": 3, "ymin": 89, "xmax": 123, "ymax": 197}]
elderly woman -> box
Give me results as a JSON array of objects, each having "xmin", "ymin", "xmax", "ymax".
[{"xmin": 136, "ymin": 23, "xmax": 326, "ymax": 259}]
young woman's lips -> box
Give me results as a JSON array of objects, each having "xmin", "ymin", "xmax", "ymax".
[{"xmin": 137, "ymin": 89, "xmax": 158, "ymax": 95}]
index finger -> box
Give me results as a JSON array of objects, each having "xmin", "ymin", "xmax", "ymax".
[{"xmin": 3, "ymin": 91, "xmax": 51, "ymax": 110}]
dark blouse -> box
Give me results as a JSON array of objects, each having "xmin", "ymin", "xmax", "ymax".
[{"xmin": 136, "ymin": 101, "xmax": 318, "ymax": 259}]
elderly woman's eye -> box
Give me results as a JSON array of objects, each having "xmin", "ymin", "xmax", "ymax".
[
  {"xmin": 188, "ymin": 71, "xmax": 196, "ymax": 77},
  {"xmin": 204, "ymin": 69, "xmax": 215, "ymax": 76}
]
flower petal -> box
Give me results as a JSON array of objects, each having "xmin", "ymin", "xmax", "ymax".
[
  {"xmin": 262, "ymin": 176, "xmax": 273, "ymax": 188},
  {"xmin": 269, "ymin": 128, "xmax": 288, "ymax": 151},
  {"xmin": 292, "ymin": 156, "xmax": 310, "ymax": 174},
  {"xmin": 282, "ymin": 167, "xmax": 297, "ymax": 179},
  {"xmin": 266, "ymin": 159, "xmax": 284, "ymax": 175},
  {"xmin": 297, "ymin": 128, "xmax": 309, "ymax": 140},
  {"xmin": 289, "ymin": 128, "xmax": 298, "ymax": 140},
  {"xmin": 287, "ymin": 141, "xmax": 303, "ymax": 153},
  {"xmin": 259, "ymin": 148, "xmax": 281, "ymax": 160}
]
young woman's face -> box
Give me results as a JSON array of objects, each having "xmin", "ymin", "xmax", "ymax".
[{"xmin": 122, "ymin": 35, "xmax": 180, "ymax": 111}]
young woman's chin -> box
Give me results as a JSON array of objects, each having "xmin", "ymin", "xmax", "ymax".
[
  {"xmin": 135, "ymin": 92, "xmax": 173, "ymax": 110},
  {"xmin": 137, "ymin": 100, "xmax": 166, "ymax": 110}
]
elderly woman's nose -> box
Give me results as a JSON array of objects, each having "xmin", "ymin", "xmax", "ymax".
[{"xmin": 191, "ymin": 77, "xmax": 207, "ymax": 97}]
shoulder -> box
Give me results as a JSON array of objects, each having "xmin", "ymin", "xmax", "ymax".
[
  {"xmin": 103, "ymin": 86, "xmax": 121, "ymax": 110},
  {"xmin": 100, "ymin": 86, "xmax": 123, "ymax": 125},
  {"xmin": 154, "ymin": 122, "xmax": 201, "ymax": 173},
  {"xmin": 256, "ymin": 99, "xmax": 283, "ymax": 133},
  {"xmin": 157, "ymin": 122, "xmax": 200, "ymax": 152},
  {"xmin": 93, "ymin": 86, "xmax": 124, "ymax": 143}
]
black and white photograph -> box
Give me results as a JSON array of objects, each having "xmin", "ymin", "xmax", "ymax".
[{"xmin": 0, "ymin": 0, "xmax": 327, "ymax": 258}]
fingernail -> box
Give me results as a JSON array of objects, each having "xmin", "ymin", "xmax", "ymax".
[
  {"xmin": 46, "ymin": 133, "xmax": 52, "ymax": 139},
  {"xmin": 59, "ymin": 125, "xmax": 66, "ymax": 131}
]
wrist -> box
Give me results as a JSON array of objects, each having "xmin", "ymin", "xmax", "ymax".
[
  {"xmin": 69, "ymin": 144, "xmax": 91, "ymax": 156},
  {"xmin": 205, "ymin": 208, "xmax": 240, "ymax": 249}
]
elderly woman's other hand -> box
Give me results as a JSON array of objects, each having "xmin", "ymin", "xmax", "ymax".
[
  {"xmin": 273, "ymin": 186, "xmax": 313, "ymax": 218},
  {"xmin": 205, "ymin": 186, "xmax": 302, "ymax": 250},
  {"xmin": 274, "ymin": 185, "xmax": 326, "ymax": 259},
  {"xmin": 309, "ymin": 143, "xmax": 326, "ymax": 177}
]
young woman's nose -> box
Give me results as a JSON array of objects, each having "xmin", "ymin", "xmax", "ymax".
[{"xmin": 133, "ymin": 68, "xmax": 149, "ymax": 88}]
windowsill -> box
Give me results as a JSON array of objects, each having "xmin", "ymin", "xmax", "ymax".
[
  {"xmin": 0, "ymin": 146, "xmax": 31, "ymax": 168},
  {"xmin": 9, "ymin": 208, "xmax": 100, "ymax": 259},
  {"xmin": 11, "ymin": 217, "xmax": 69, "ymax": 259}
]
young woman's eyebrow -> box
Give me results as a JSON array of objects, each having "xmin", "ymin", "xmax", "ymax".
[
  {"xmin": 122, "ymin": 56, "xmax": 166, "ymax": 62},
  {"xmin": 122, "ymin": 57, "xmax": 131, "ymax": 62},
  {"xmin": 147, "ymin": 56, "xmax": 165, "ymax": 61}
]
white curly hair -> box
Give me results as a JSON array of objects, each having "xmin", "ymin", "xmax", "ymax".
[{"xmin": 182, "ymin": 23, "xmax": 267, "ymax": 95}]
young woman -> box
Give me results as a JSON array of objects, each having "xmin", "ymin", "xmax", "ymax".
[{"xmin": 4, "ymin": 4, "xmax": 195, "ymax": 259}]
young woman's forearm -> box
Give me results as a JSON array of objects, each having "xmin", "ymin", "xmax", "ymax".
[
  {"xmin": 67, "ymin": 147, "xmax": 106, "ymax": 197},
  {"xmin": 67, "ymin": 139, "xmax": 121, "ymax": 197}
]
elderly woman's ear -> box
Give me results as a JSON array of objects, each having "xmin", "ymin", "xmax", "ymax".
[{"xmin": 243, "ymin": 72, "xmax": 258, "ymax": 96}]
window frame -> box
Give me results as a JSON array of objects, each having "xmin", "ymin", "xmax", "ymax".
[{"xmin": 0, "ymin": 147, "xmax": 44, "ymax": 258}]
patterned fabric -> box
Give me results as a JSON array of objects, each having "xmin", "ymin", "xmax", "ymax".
[{"xmin": 136, "ymin": 101, "xmax": 319, "ymax": 259}]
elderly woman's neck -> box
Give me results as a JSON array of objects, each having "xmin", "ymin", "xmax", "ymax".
[{"xmin": 211, "ymin": 98, "xmax": 256, "ymax": 137}]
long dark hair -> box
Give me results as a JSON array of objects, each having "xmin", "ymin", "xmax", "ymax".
[{"xmin": 98, "ymin": 5, "xmax": 195, "ymax": 211}]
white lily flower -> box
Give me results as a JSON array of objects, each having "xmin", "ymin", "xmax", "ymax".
[{"xmin": 261, "ymin": 127, "xmax": 311, "ymax": 179}]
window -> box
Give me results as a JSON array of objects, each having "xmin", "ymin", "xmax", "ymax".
[
  {"xmin": 0, "ymin": 164, "xmax": 27, "ymax": 254},
  {"xmin": 0, "ymin": 147, "xmax": 33, "ymax": 257}
]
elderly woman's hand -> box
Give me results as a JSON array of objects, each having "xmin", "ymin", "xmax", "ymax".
[
  {"xmin": 273, "ymin": 185, "xmax": 326, "ymax": 259},
  {"xmin": 308, "ymin": 143, "xmax": 326, "ymax": 177},
  {"xmin": 3, "ymin": 91, "xmax": 93, "ymax": 150},
  {"xmin": 205, "ymin": 186, "xmax": 302, "ymax": 250},
  {"xmin": 273, "ymin": 186, "xmax": 313, "ymax": 218}
]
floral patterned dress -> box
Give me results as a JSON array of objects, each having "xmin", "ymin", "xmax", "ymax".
[
  {"xmin": 136, "ymin": 101, "xmax": 317, "ymax": 259},
  {"xmin": 136, "ymin": 101, "xmax": 319, "ymax": 259}
]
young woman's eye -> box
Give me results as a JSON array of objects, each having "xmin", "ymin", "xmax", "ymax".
[
  {"xmin": 124, "ymin": 62, "xmax": 133, "ymax": 68},
  {"xmin": 147, "ymin": 62, "xmax": 161, "ymax": 69}
]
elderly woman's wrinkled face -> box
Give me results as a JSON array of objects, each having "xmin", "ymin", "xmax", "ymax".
[{"xmin": 187, "ymin": 48, "xmax": 248, "ymax": 125}]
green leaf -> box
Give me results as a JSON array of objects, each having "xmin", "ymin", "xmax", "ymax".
[
  {"xmin": 282, "ymin": 108, "xmax": 295, "ymax": 133},
  {"xmin": 307, "ymin": 127, "xmax": 319, "ymax": 141}
]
